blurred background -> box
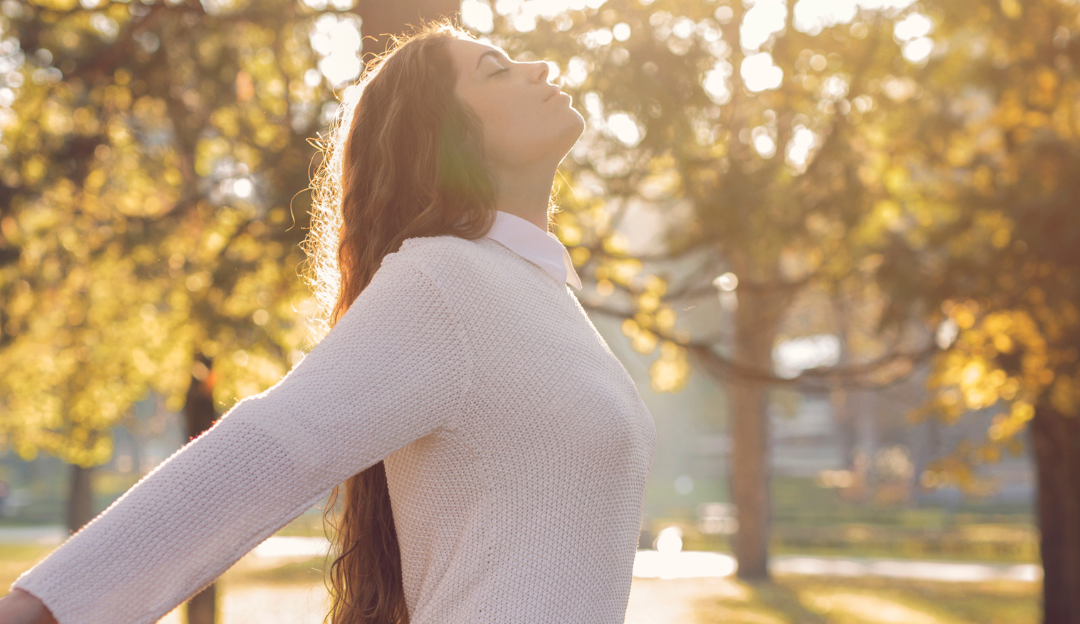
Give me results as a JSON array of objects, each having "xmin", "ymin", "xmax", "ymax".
[{"xmin": 0, "ymin": 0, "xmax": 1076, "ymax": 623}]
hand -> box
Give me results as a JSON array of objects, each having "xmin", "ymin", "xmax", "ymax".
[{"xmin": 0, "ymin": 588, "xmax": 59, "ymax": 624}]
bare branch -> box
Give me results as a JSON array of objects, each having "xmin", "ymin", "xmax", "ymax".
[{"xmin": 580, "ymin": 298, "xmax": 939, "ymax": 391}]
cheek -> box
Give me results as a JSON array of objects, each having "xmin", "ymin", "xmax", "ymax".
[
  {"xmin": 482, "ymin": 102, "xmax": 531, "ymax": 140},
  {"xmin": 478, "ymin": 104, "xmax": 535, "ymax": 158}
]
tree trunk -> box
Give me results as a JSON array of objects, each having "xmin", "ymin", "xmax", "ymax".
[
  {"xmin": 187, "ymin": 585, "xmax": 217, "ymax": 624},
  {"xmin": 829, "ymin": 387, "xmax": 858, "ymax": 469},
  {"xmin": 66, "ymin": 463, "xmax": 93, "ymax": 535},
  {"xmin": 729, "ymin": 287, "xmax": 785, "ymax": 580},
  {"xmin": 830, "ymin": 297, "xmax": 857, "ymax": 472},
  {"xmin": 184, "ymin": 352, "xmax": 218, "ymax": 624},
  {"xmin": 357, "ymin": 0, "xmax": 462, "ymax": 60},
  {"xmin": 1029, "ymin": 404, "xmax": 1080, "ymax": 624}
]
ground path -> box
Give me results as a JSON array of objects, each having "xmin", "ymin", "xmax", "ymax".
[
  {"xmin": 5, "ymin": 527, "xmax": 1040, "ymax": 623},
  {"xmin": 3, "ymin": 527, "xmax": 1041, "ymax": 584}
]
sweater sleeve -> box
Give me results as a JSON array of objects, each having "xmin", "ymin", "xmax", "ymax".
[{"xmin": 10, "ymin": 254, "xmax": 472, "ymax": 624}]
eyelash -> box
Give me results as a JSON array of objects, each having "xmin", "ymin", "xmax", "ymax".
[{"xmin": 493, "ymin": 65, "xmax": 510, "ymax": 75}]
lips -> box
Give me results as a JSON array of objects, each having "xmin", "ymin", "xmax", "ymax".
[{"xmin": 543, "ymin": 84, "xmax": 563, "ymax": 102}]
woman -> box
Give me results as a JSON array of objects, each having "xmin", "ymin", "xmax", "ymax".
[{"xmin": 2, "ymin": 18, "xmax": 656, "ymax": 624}]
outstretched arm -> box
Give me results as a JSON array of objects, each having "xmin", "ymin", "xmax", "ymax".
[
  {"xmin": 0, "ymin": 589, "xmax": 59, "ymax": 624},
  {"xmin": 9, "ymin": 253, "xmax": 472, "ymax": 624}
]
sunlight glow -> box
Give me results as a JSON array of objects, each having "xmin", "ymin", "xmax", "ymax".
[
  {"xmin": 751, "ymin": 126, "xmax": 776, "ymax": 158},
  {"xmin": 713, "ymin": 272, "xmax": 738, "ymax": 292},
  {"xmin": 231, "ymin": 177, "xmax": 253, "ymax": 198},
  {"xmin": 605, "ymin": 112, "xmax": 643, "ymax": 147},
  {"xmin": 632, "ymin": 550, "xmax": 739, "ymax": 579},
  {"xmin": 786, "ymin": 125, "xmax": 818, "ymax": 169},
  {"xmin": 544, "ymin": 60, "xmax": 561, "ymax": 81},
  {"xmin": 741, "ymin": 0, "xmax": 787, "ymax": 51},
  {"xmin": 514, "ymin": 13, "xmax": 538, "ymax": 32},
  {"xmin": 773, "ymin": 556, "xmax": 1042, "ymax": 582},
  {"xmin": 882, "ymin": 75, "xmax": 917, "ymax": 101},
  {"xmin": 251, "ymin": 536, "xmax": 330, "ymax": 560},
  {"xmin": 936, "ymin": 318, "xmax": 959, "ymax": 349},
  {"xmin": 465, "ymin": 0, "xmax": 925, "ymax": 98},
  {"xmin": 202, "ymin": 534, "xmax": 1047, "ymax": 587},
  {"xmin": 738, "ymin": 0, "xmax": 919, "ymax": 46},
  {"xmin": 902, "ymin": 36, "xmax": 934, "ymax": 63},
  {"xmin": 580, "ymin": 28, "xmax": 614, "ymax": 49},
  {"xmin": 461, "ymin": 0, "xmax": 495, "ymax": 33},
  {"xmin": 301, "ymin": 0, "xmax": 355, "ymax": 9},
  {"xmin": 821, "ymin": 74, "xmax": 850, "ymax": 100},
  {"xmin": 892, "ymin": 10, "xmax": 934, "ymax": 63},
  {"xmin": 741, "ymin": 52, "xmax": 784, "ymax": 92},
  {"xmin": 793, "ymin": 0, "xmax": 857, "ymax": 34},
  {"xmin": 655, "ymin": 526, "xmax": 683, "ymax": 554},
  {"xmin": 90, "ymin": 13, "xmax": 119, "ymax": 39},
  {"xmin": 893, "ymin": 12, "xmax": 933, "ymax": 41},
  {"xmin": 310, "ymin": 14, "xmax": 362, "ymax": 86},
  {"xmin": 563, "ymin": 56, "xmax": 589, "ymax": 88},
  {"xmin": 471, "ymin": 0, "xmax": 921, "ymax": 65},
  {"xmin": 492, "ymin": 0, "xmax": 607, "ymax": 32},
  {"xmin": 188, "ymin": 534, "xmax": 1048, "ymax": 586},
  {"xmin": 774, "ymin": 334, "xmax": 841, "ymax": 378},
  {"xmin": 703, "ymin": 60, "xmax": 734, "ymax": 105}
]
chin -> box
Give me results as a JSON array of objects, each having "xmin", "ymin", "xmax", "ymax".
[
  {"xmin": 555, "ymin": 109, "xmax": 586, "ymax": 151},
  {"xmin": 504, "ymin": 112, "xmax": 587, "ymax": 167},
  {"xmin": 567, "ymin": 106, "xmax": 585, "ymax": 134}
]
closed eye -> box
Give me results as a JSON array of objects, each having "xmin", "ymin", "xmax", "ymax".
[{"xmin": 477, "ymin": 48, "xmax": 513, "ymax": 72}]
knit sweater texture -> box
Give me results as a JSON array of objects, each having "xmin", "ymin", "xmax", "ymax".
[{"xmin": 11, "ymin": 234, "xmax": 658, "ymax": 624}]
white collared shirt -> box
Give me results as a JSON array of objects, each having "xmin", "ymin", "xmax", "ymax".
[{"xmin": 482, "ymin": 211, "xmax": 583, "ymax": 291}]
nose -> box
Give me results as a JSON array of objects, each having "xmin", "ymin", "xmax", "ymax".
[{"xmin": 532, "ymin": 61, "xmax": 551, "ymax": 84}]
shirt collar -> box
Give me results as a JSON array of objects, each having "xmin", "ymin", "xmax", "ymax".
[{"xmin": 482, "ymin": 211, "xmax": 583, "ymax": 291}]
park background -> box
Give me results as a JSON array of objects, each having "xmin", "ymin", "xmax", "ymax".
[{"xmin": 0, "ymin": 0, "xmax": 1077, "ymax": 623}]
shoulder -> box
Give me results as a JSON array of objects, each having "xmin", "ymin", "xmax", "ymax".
[
  {"xmin": 386, "ymin": 234, "xmax": 490, "ymax": 288},
  {"xmin": 348, "ymin": 236, "xmax": 480, "ymax": 322},
  {"xmin": 398, "ymin": 234, "xmax": 478, "ymax": 259}
]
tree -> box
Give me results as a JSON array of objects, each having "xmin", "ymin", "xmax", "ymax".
[
  {"xmin": 0, "ymin": 0, "xmax": 456, "ymax": 621},
  {"xmin": 868, "ymin": 0, "xmax": 1080, "ymax": 619},
  {"xmin": 484, "ymin": 0, "xmax": 934, "ymax": 579}
]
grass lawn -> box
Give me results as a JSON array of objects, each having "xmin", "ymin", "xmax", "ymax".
[
  {"xmin": 0, "ymin": 544, "xmax": 53, "ymax": 590},
  {"xmin": 690, "ymin": 574, "xmax": 1039, "ymax": 624}
]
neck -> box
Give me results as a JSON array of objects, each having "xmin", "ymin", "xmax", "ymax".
[{"xmin": 491, "ymin": 162, "xmax": 557, "ymax": 232}]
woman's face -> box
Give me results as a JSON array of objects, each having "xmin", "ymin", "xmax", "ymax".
[{"xmin": 449, "ymin": 38, "xmax": 585, "ymax": 173}]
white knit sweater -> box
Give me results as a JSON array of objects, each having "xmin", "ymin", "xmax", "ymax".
[{"xmin": 12, "ymin": 233, "xmax": 657, "ymax": 624}]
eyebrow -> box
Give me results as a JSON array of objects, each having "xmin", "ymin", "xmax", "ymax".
[{"xmin": 476, "ymin": 49, "xmax": 509, "ymax": 70}]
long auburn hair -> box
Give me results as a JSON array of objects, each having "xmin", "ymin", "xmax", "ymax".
[{"xmin": 300, "ymin": 17, "xmax": 553, "ymax": 624}]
